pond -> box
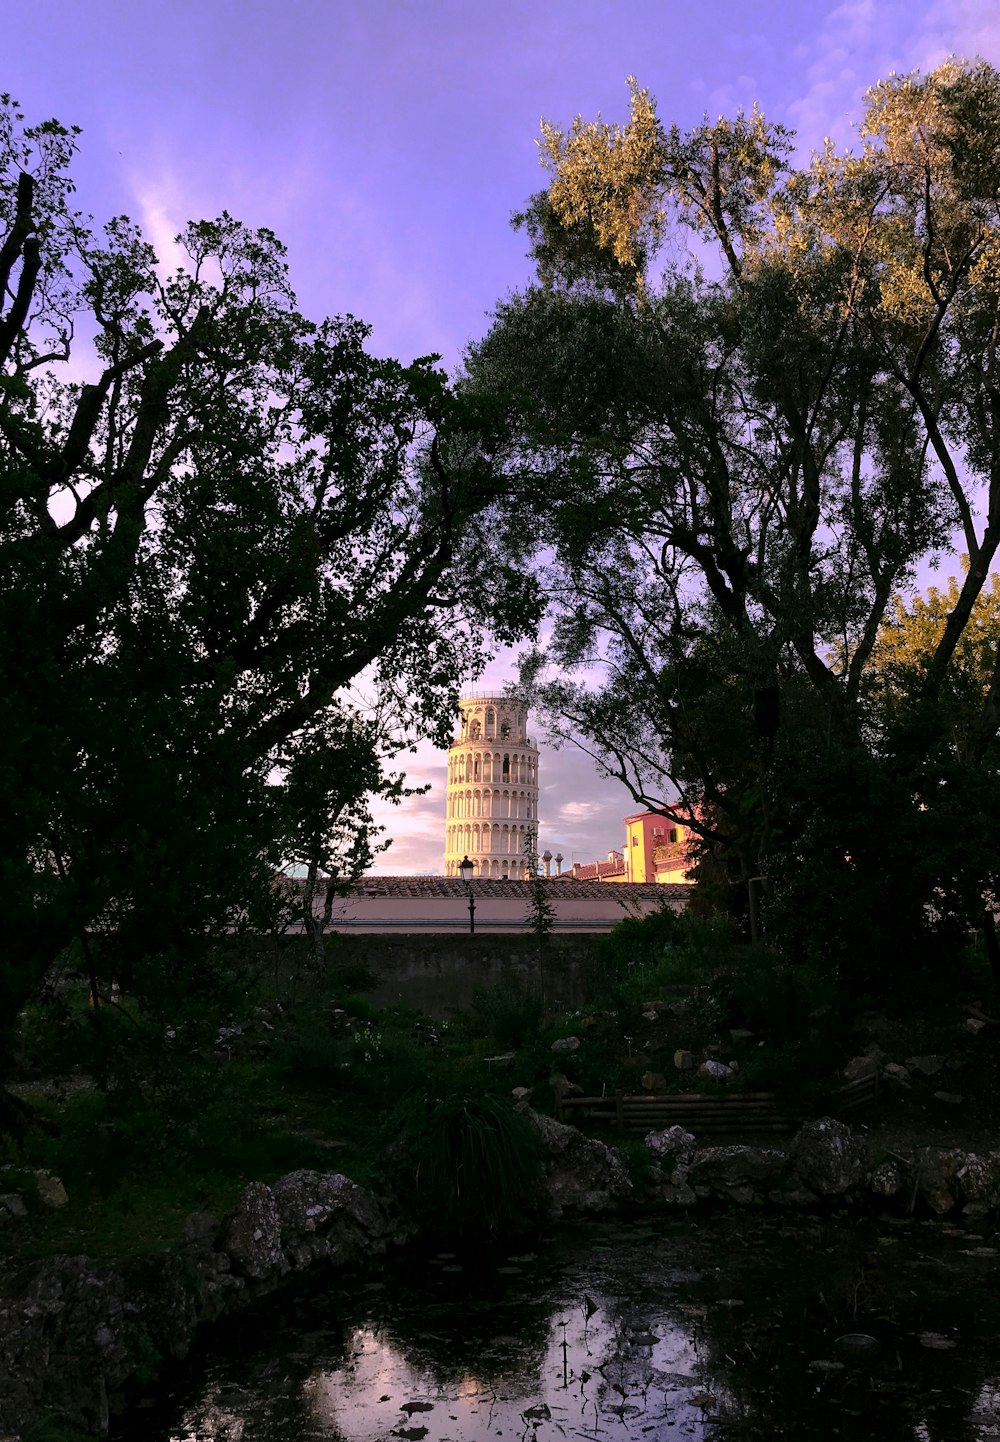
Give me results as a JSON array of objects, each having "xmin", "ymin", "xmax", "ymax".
[{"xmin": 117, "ymin": 1212, "xmax": 1000, "ymax": 1441}]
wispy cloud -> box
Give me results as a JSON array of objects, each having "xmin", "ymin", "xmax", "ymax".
[{"xmin": 787, "ymin": 0, "xmax": 1000, "ymax": 158}]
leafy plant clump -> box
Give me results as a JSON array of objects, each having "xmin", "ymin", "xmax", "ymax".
[
  {"xmin": 381, "ymin": 1092, "xmax": 544, "ymax": 1243},
  {"xmin": 466, "ymin": 983, "xmax": 544, "ymax": 1051}
]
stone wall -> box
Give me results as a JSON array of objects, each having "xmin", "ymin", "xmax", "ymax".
[{"xmin": 263, "ymin": 933, "xmax": 601, "ymax": 1016}]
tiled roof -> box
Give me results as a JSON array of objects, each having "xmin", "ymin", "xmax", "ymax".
[{"xmin": 309, "ymin": 875, "xmax": 686, "ymax": 901}]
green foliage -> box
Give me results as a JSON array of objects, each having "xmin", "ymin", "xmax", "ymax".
[
  {"xmin": 381, "ymin": 1092, "xmax": 544, "ymax": 1242},
  {"xmin": 467, "ymin": 983, "xmax": 544, "ymax": 1050},
  {"xmin": 0, "ymin": 95, "xmax": 533, "ymax": 1079},
  {"xmin": 466, "ymin": 61, "xmax": 1000, "ymax": 996},
  {"xmin": 588, "ymin": 907, "xmax": 729, "ymax": 1013}
]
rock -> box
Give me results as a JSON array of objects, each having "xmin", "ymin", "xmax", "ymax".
[
  {"xmin": 220, "ymin": 1181, "xmax": 287, "ymax": 1279},
  {"xmin": 657, "ymin": 1174, "xmax": 698, "ymax": 1207},
  {"xmin": 551, "ymin": 1036, "xmax": 581, "ymax": 1055},
  {"xmin": 511, "ymin": 1086, "xmax": 531, "ymax": 1110},
  {"xmin": 526, "ymin": 1110, "xmax": 632, "ymax": 1216},
  {"xmin": 640, "ymin": 1071, "xmax": 667, "ymax": 1093},
  {"xmin": 883, "ymin": 1062, "xmax": 911, "ymax": 1087},
  {"xmin": 914, "ymin": 1148, "xmax": 965, "ymax": 1214},
  {"xmin": 843, "ymin": 1055, "xmax": 879, "ymax": 1082},
  {"xmin": 963, "ymin": 1201, "xmax": 991, "ymax": 1219},
  {"xmin": 33, "ymin": 1171, "xmax": 68, "ymax": 1208},
  {"xmin": 674, "ymin": 1050, "xmax": 694, "ymax": 1070},
  {"xmin": 905, "ymin": 1054, "xmax": 943, "ymax": 1076},
  {"xmin": 729, "ymin": 1029, "xmax": 754, "ymax": 1043},
  {"xmin": 271, "ymin": 1171, "xmax": 390, "ymax": 1270},
  {"xmin": 550, "ymin": 1073, "xmax": 583, "ymax": 1105},
  {"xmin": 645, "ymin": 1125, "xmax": 696, "ymax": 1164},
  {"xmin": 698, "ymin": 1060, "xmax": 732, "ymax": 1080},
  {"xmin": 867, "ymin": 1161, "xmax": 904, "ymax": 1198},
  {"xmin": 789, "ymin": 1118, "xmax": 865, "ymax": 1196},
  {"xmin": 933, "ymin": 1091, "xmax": 964, "ymax": 1106},
  {"xmin": 954, "ymin": 1153, "xmax": 1000, "ymax": 1207},
  {"xmin": 642, "ymin": 1009, "xmax": 658, "ymax": 1022},
  {"xmin": 965, "ymin": 1017, "xmax": 987, "ymax": 1034},
  {"xmin": 183, "ymin": 1212, "xmax": 220, "ymax": 1249},
  {"xmin": 0, "ymin": 1194, "xmax": 27, "ymax": 1220},
  {"xmin": 688, "ymin": 1145, "xmax": 788, "ymax": 1201}
]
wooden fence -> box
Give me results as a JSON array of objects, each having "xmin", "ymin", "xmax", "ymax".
[{"xmin": 555, "ymin": 1070, "xmax": 881, "ymax": 1135}]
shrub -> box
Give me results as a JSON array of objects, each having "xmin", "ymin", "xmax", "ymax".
[
  {"xmin": 467, "ymin": 984, "xmax": 544, "ymax": 1050},
  {"xmin": 381, "ymin": 1092, "xmax": 544, "ymax": 1242}
]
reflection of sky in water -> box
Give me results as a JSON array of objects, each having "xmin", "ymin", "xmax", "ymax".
[
  {"xmin": 155, "ymin": 1217, "xmax": 1000, "ymax": 1442},
  {"xmin": 302, "ymin": 1304, "xmax": 711, "ymax": 1440}
]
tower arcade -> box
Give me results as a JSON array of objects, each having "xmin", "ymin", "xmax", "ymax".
[{"xmin": 444, "ymin": 695, "xmax": 539, "ymax": 878}]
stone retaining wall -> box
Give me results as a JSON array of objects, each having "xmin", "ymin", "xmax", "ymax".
[{"xmin": 258, "ymin": 933, "xmax": 599, "ymax": 1015}]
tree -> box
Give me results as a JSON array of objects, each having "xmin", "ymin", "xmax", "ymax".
[
  {"xmin": 465, "ymin": 64, "xmax": 1000, "ymax": 991},
  {"xmin": 0, "ymin": 97, "xmax": 534, "ymax": 1096},
  {"xmin": 522, "ymin": 830, "xmax": 556, "ymax": 1014}
]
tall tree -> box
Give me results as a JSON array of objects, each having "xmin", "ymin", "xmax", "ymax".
[
  {"xmin": 465, "ymin": 64, "xmax": 1000, "ymax": 988},
  {"xmin": 0, "ymin": 98, "xmax": 534, "ymax": 1092}
]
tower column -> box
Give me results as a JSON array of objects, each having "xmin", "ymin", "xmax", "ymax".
[{"xmin": 444, "ymin": 695, "xmax": 539, "ymax": 877}]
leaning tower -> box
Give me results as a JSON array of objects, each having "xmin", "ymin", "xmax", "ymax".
[{"xmin": 444, "ymin": 695, "xmax": 540, "ymax": 878}]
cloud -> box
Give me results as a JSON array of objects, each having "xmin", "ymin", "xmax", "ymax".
[
  {"xmin": 557, "ymin": 800, "xmax": 602, "ymax": 821},
  {"xmin": 786, "ymin": 0, "xmax": 1000, "ymax": 158}
]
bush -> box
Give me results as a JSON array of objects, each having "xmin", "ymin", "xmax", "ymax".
[
  {"xmin": 587, "ymin": 907, "xmax": 732, "ymax": 1016},
  {"xmin": 467, "ymin": 984, "xmax": 544, "ymax": 1050},
  {"xmin": 381, "ymin": 1092, "xmax": 544, "ymax": 1242}
]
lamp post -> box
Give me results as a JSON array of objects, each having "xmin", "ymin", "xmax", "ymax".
[{"xmin": 458, "ymin": 855, "xmax": 476, "ymax": 935}]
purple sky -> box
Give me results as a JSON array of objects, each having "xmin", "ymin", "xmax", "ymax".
[{"xmin": 9, "ymin": 1, "xmax": 999, "ymax": 872}]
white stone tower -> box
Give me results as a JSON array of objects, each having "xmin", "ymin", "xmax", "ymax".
[{"xmin": 444, "ymin": 694, "xmax": 539, "ymax": 878}]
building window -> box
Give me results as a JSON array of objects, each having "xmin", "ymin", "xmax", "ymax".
[
  {"xmin": 631, "ymin": 836, "xmax": 638, "ymax": 846},
  {"xmin": 669, "ymin": 828, "xmax": 678, "ymax": 843}
]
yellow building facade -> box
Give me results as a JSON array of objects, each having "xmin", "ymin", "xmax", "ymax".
[
  {"xmin": 444, "ymin": 695, "xmax": 539, "ymax": 878},
  {"xmin": 623, "ymin": 811, "xmax": 695, "ymax": 884}
]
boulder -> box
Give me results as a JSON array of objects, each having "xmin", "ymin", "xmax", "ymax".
[
  {"xmin": 640, "ymin": 1071, "xmax": 668, "ymax": 1093},
  {"xmin": 271, "ymin": 1171, "xmax": 391, "ymax": 1269},
  {"xmin": 550, "ymin": 1073, "xmax": 583, "ymax": 1106},
  {"xmin": 843, "ymin": 1055, "xmax": 879, "ymax": 1082},
  {"xmin": 688, "ymin": 1145, "xmax": 788, "ymax": 1201},
  {"xmin": 914, "ymin": 1148, "xmax": 965, "ymax": 1214},
  {"xmin": 905, "ymin": 1054, "xmax": 943, "ymax": 1076},
  {"xmin": 220, "ymin": 1181, "xmax": 287, "ymax": 1280},
  {"xmin": 645, "ymin": 1125, "xmax": 696, "ymax": 1165},
  {"xmin": 33, "ymin": 1171, "xmax": 68, "ymax": 1209},
  {"xmin": 954, "ymin": 1153, "xmax": 1000, "ymax": 1207},
  {"xmin": 789, "ymin": 1118, "xmax": 865, "ymax": 1196},
  {"xmin": 674, "ymin": 1050, "xmax": 695, "ymax": 1070},
  {"xmin": 526, "ymin": 1110, "xmax": 632, "ymax": 1217},
  {"xmin": 698, "ymin": 1060, "xmax": 732, "ymax": 1080},
  {"xmin": 551, "ymin": 1036, "xmax": 581, "ymax": 1055},
  {"xmin": 867, "ymin": 1160, "xmax": 905, "ymax": 1199}
]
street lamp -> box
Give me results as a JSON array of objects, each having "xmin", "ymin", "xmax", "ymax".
[{"xmin": 458, "ymin": 855, "xmax": 476, "ymax": 935}]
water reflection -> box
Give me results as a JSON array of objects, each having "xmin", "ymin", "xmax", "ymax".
[{"xmin": 134, "ymin": 1214, "xmax": 1000, "ymax": 1442}]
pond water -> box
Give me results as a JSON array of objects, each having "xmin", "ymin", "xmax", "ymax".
[{"xmin": 119, "ymin": 1212, "xmax": 1000, "ymax": 1441}]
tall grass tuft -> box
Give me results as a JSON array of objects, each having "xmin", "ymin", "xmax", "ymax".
[{"xmin": 382, "ymin": 1092, "xmax": 544, "ymax": 1242}]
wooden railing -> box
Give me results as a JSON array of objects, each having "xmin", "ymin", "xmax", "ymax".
[{"xmin": 555, "ymin": 1070, "xmax": 880, "ymax": 1135}]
